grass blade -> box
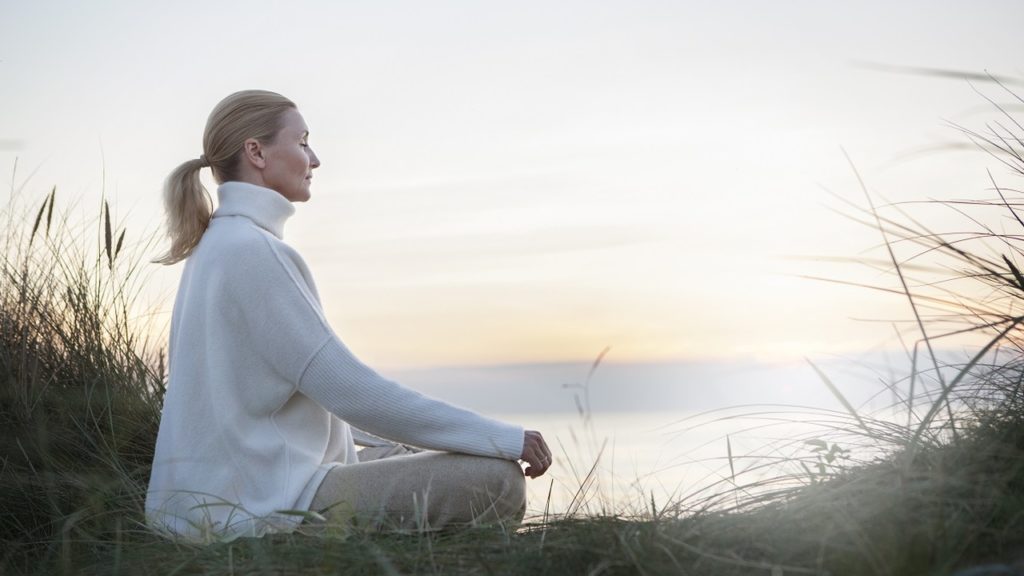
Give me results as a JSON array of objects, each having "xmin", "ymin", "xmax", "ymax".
[
  {"xmin": 726, "ymin": 434, "xmax": 736, "ymax": 486},
  {"xmin": 29, "ymin": 195, "xmax": 46, "ymax": 246},
  {"xmin": 104, "ymin": 200, "xmax": 112, "ymax": 270},
  {"xmin": 45, "ymin": 186, "xmax": 55, "ymax": 236},
  {"xmin": 806, "ymin": 358, "xmax": 872, "ymax": 438},
  {"xmin": 114, "ymin": 229, "xmax": 125, "ymax": 261},
  {"xmin": 843, "ymin": 147, "xmax": 958, "ymax": 441}
]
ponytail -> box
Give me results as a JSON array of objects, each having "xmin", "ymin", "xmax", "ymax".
[{"xmin": 150, "ymin": 157, "xmax": 213, "ymax": 265}]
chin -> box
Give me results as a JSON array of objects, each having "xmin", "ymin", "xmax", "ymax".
[{"xmin": 289, "ymin": 186, "xmax": 311, "ymax": 203}]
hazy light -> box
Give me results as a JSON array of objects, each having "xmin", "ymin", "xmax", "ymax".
[{"xmin": 2, "ymin": 1, "xmax": 1021, "ymax": 368}]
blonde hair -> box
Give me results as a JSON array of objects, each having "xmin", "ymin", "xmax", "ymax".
[{"xmin": 151, "ymin": 90, "xmax": 297, "ymax": 265}]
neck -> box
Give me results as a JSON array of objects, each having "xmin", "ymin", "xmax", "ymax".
[{"xmin": 211, "ymin": 181, "xmax": 295, "ymax": 240}]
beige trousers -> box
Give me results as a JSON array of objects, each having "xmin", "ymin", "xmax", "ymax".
[{"xmin": 305, "ymin": 445, "xmax": 527, "ymax": 533}]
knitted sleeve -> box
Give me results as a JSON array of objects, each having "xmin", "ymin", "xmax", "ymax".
[
  {"xmin": 299, "ymin": 336, "xmax": 525, "ymax": 460},
  {"xmin": 225, "ymin": 231, "xmax": 525, "ymax": 460}
]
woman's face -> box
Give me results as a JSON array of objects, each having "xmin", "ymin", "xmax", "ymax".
[{"xmin": 261, "ymin": 108, "xmax": 320, "ymax": 202}]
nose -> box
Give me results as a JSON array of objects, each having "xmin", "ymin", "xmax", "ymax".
[{"xmin": 308, "ymin": 147, "xmax": 321, "ymax": 169}]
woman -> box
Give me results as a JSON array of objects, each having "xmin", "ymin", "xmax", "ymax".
[{"xmin": 146, "ymin": 90, "xmax": 552, "ymax": 542}]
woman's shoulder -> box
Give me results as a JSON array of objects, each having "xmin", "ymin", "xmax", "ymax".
[
  {"xmin": 190, "ymin": 218, "xmax": 280, "ymax": 269},
  {"xmin": 196, "ymin": 219, "xmax": 312, "ymax": 280}
]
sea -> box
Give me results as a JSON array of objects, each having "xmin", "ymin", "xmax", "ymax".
[{"xmin": 382, "ymin": 351, "xmax": 951, "ymax": 518}]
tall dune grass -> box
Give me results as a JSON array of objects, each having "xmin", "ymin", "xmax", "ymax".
[{"xmin": 0, "ymin": 181, "xmax": 166, "ymax": 570}]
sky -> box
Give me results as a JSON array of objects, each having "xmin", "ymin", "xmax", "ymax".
[{"xmin": 2, "ymin": 0, "xmax": 1023, "ymax": 371}]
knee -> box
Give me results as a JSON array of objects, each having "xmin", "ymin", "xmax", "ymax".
[{"xmin": 472, "ymin": 457, "xmax": 526, "ymax": 521}]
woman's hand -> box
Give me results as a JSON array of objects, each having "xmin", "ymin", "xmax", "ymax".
[{"xmin": 520, "ymin": 429, "xmax": 552, "ymax": 478}]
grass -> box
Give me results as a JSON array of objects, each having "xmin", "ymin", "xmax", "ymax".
[
  {"xmin": 0, "ymin": 180, "xmax": 166, "ymax": 572},
  {"xmin": 3, "ymin": 76, "xmax": 1024, "ymax": 574}
]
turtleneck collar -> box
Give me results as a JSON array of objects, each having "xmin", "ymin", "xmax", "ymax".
[{"xmin": 212, "ymin": 181, "xmax": 296, "ymax": 240}]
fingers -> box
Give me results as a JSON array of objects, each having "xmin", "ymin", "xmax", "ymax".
[{"xmin": 521, "ymin": 430, "xmax": 553, "ymax": 478}]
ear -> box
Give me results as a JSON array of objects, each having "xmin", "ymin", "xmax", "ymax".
[{"xmin": 241, "ymin": 138, "xmax": 267, "ymax": 170}]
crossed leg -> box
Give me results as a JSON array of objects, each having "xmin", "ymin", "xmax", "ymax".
[{"xmin": 306, "ymin": 447, "xmax": 526, "ymax": 532}]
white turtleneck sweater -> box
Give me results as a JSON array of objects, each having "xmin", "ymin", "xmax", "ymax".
[{"xmin": 145, "ymin": 181, "xmax": 525, "ymax": 542}]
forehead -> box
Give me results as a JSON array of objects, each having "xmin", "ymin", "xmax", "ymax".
[{"xmin": 278, "ymin": 108, "xmax": 309, "ymax": 135}]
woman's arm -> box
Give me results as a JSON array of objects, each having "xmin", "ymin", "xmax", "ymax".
[{"xmin": 299, "ymin": 334, "xmax": 525, "ymax": 460}]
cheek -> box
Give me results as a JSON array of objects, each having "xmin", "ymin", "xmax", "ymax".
[{"xmin": 291, "ymin": 151, "xmax": 309, "ymax": 173}]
